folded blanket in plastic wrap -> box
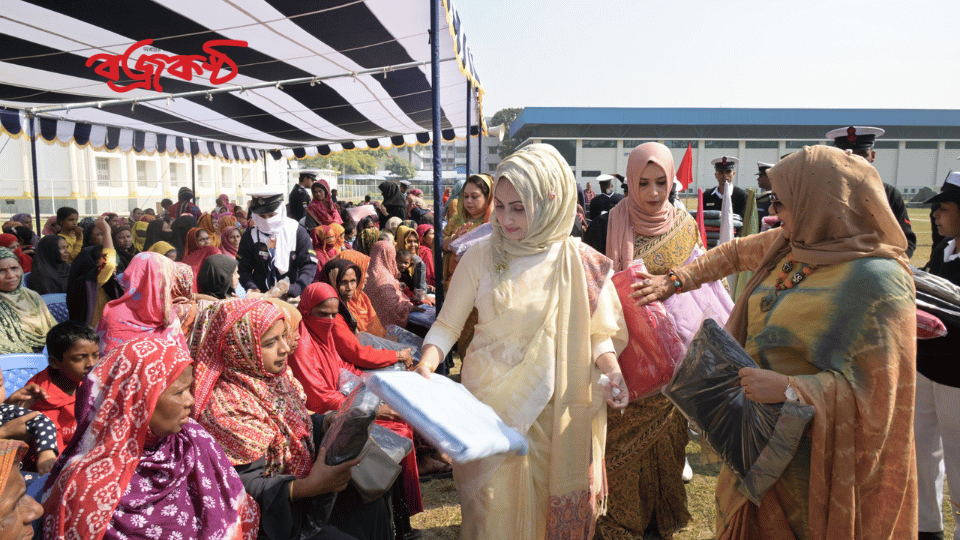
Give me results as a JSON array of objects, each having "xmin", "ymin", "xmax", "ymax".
[
  {"xmin": 663, "ymin": 319, "xmax": 815, "ymax": 505},
  {"xmin": 912, "ymin": 266, "xmax": 960, "ymax": 327},
  {"xmin": 365, "ymin": 371, "xmax": 528, "ymax": 463},
  {"xmin": 662, "ymin": 246, "xmax": 735, "ymax": 346},
  {"xmin": 321, "ymin": 381, "xmax": 381, "ymax": 465}
]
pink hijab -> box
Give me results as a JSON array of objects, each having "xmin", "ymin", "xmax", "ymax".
[
  {"xmin": 364, "ymin": 240, "xmax": 415, "ymax": 328},
  {"xmin": 97, "ymin": 252, "xmax": 187, "ymax": 354},
  {"xmin": 606, "ymin": 142, "xmax": 677, "ymax": 271}
]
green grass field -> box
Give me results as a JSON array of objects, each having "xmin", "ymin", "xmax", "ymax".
[{"xmin": 411, "ymin": 207, "xmax": 952, "ymax": 539}]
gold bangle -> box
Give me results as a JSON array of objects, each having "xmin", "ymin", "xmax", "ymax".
[{"xmin": 289, "ymin": 480, "xmax": 294, "ymax": 501}]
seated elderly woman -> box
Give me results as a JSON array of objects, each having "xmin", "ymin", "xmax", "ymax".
[
  {"xmin": 0, "ymin": 440, "xmax": 44, "ymax": 538},
  {"xmin": 290, "ymin": 284, "xmax": 424, "ymax": 536},
  {"xmin": 634, "ymin": 145, "xmax": 917, "ymax": 539},
  {"xmin": 39, "ymin": 337, "xmax": 259, "ymax": 540},
  {"xmin": 192, "ymin": 299, "xmax": 392, "ymax": 540},
  {"xmin": 0, "ymin": 246, "xmax": 56, "ymax": 354}
]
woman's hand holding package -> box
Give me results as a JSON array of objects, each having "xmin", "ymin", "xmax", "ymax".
[
  {"xmin": 630, "ymin": 271, "xmax": 675, "ymax": 306},
  {"xmin": 291, "ymin": 446, "xmax": 362, "ymax": 500},
  {"xmin": 739, "ymin": 367, "xmax": 790, "ymax": 404}
]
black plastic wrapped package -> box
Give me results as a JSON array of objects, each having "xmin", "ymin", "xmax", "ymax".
[
  {"xmin": 663, "ymin": 319, "xmax": 815, "ymax": 504},
  {"xmin": 913, "ymin": 266, "xmax": 960, "ymax": 326},
  {"xmin": 321, "ymin": 382, "xmax": 381, "ymax": 466}
]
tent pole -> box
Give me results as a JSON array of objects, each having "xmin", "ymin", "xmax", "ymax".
[
  {"xmin": 190, "ymin": 139, "xmax": 197, "ymax": 194},
  {"xmin": 430, "ymin": 0, "xmax": 444, "ymax": 312},
  {"xmin": 27, "ymin": 114, "xmax": 42, "ymax": 237},
  {"xmin": 476, "ymin": 88, "xmax": 482, "ymax": 173},
  {"xmin": 465, "ymin": 83, "xmax": 471, "ymax": 178}
]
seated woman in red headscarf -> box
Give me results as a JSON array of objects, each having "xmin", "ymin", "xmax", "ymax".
[
  {"xmin": 316, "ymin": 259, "xmax": 415, "ymax": 370},
  {"xmin": 192, "ymin": 298, "xmax": 391, "ymax": 540},
  {"xmin": 289, "ymin": 283, "xmax": 425, "ymax": 534},
  {"xmin": 39, "ymin": 337, "xmax": 259, "ymax": 540}
]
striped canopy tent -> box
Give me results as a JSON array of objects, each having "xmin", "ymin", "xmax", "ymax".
[
  {"xmin": 0, "ymin": 0, "xmax": 484, "ymax": 153},
  {"xmin": 0, "ymin": 0, "xmax": 484, "ymax": 307}
]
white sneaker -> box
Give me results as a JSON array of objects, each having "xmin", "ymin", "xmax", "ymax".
[{"xmin": 682, "ymin": 458, "xmax": 693, "ymax": 483}]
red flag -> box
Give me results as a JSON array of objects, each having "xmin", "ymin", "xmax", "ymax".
[{"xmin": 676, "ymin": 143, "xmax": 693, "ymax": 190}]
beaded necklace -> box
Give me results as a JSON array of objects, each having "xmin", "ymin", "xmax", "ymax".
[{"xmin": 759, "ymin": 255, "xmax": 818, "ymax": 312}]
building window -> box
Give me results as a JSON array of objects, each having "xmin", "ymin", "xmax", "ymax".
[
  {"xmin": 745, "ymin": 141, "xmax": 778, "ymax": 149},
  {"xmin": 541, "ymin": 140, "xmax": 576, "ymax": 166},
  {"xmin": 221, "ymin": 166, "xmax": 233, "ymax": 188},
  {"xmin": 488, "ymin": 146, "xmax": 498, "ymax": 155},
  {"xmin": 169, "ymin": 163, "xmax": 179, "ymax": 184},
  {"xmin": 663, "ymin": 140, "xmax": 697, "ymax": 149},
  {"xmin": 906, "ymin": 141, "xmax": 938, "ymax": 149},
  {"xmin": 488, "ymin": 164, "xmax": 497, "ymax": 173},
  {"xmin": 621, "ymin": 140, "xmax": 643, "ymax": 148},
  {"xmin": 136, "ymin": 160, "xmax": 158, "ymax": 187},
  {"xmin": 95, "ymin": 157, "xmax": 121, "ymax": 188},
  {"xmin": 582, "ymin": 140, "xmax": 616, "ymax": 149},
  {"xmin": 705, "ymin": 140, "xmax": 739, "ymax": 149},
  {"xmin": 945, "ymin": 141, "xmax": 960, "ymax": 150},
  {"xmin": 198, "ymin": 165, "xmax": 212, "ymax": 188},
  {"xmin": 874, "ymin": 141, "xmax": 899, "ymax": 149},
  {"xmin": 580, "ymin": 170, "xmax": 602, "ymax": 178},
  {"xmin": 785, "ymin": 140, "xmax": 819, "ymax": 149}
]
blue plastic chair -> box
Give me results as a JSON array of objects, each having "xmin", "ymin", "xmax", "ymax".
[
  {"xmin": 41, "ymin": 293, "xmax": 69, "ymax": 324},
  {"xmin": 0, "ymin": 354, "xmax": 47, "ymax": 396}
]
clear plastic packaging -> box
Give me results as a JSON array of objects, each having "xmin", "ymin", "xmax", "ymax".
[
  {"xmin": 449, "ymin": 222, "xmax": 493, "ymax": 260},
  {"xmin": 610, "ymin": 260, "xmax": 687, "ymax": 400},
  {"xmin": 913, "ymin": 266, "xmax": 960, "ymax": 326},
  {"xmin": 364, "ymin": 371, "xmax": 528, "ymax": 463},
  {"xmin": 321, "ymin": 379, "xmax": 381, "ymax": 466},
  {"xmin": 662, "ymin": 246, "xmax": 736, "ymax": 348},
  {"xmin": 663, "ymin": 319, "xmax": 815, "ymax": 504}
]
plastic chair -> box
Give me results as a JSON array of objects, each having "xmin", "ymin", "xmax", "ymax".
[
  {"xmin": 41, "ymin": 293, "xmax": 69, "ymax": 324},
  {"xmin": 0, "ymin": 353, "xmax": 47, "ymax": 396}
]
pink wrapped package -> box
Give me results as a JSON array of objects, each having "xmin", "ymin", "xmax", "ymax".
[
  {"xmin": 346, "ymin": 204, "xmax": 377, "ymax": 224},
  {"xmin": 663, "ymin": 247, "xmax": 735, "ymax": 346},
  {"xmin": 611, "ymin": 260, "xmax": 687, "ymax": 401},
  {"xmin": 917, "ymin": 309, "xmax": 947, "ymax": 340}
]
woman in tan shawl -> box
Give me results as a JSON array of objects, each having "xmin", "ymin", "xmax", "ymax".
[
  {"xmin": 415, "ymin": 144, "xmax": 628, "ymax": 539},
  {"xmin": 635, "ymin": 145, "xmax": 917, "ymax": 539}
]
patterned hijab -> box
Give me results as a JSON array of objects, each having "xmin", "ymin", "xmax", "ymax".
[
  {"xmin": 364, "ymin": 240, "xmax": 414, "ymax": 328},
  {"xmin": 41, "ymin": 338, "xmax": 259, "ymax": 540},
  {"xmin": 0, "ymin": 247, "xmax": 56, "ymax": 354},
  {"xmin": 193, "ymin": 299, "xmax": 314, "ymax": 478},
  {"xmin": 356, "ymin": 227, "xmax": 380, "ymax": 256},
  {"xmin": 97, "ymin": 251, "xmax": 185, "ymax": 354}
]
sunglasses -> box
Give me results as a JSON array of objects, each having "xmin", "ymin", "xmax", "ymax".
[{"xmin": 769, "ymin": 192, "xmax": 784, "ymax": 215}]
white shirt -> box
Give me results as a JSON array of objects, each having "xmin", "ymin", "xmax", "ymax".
[{"xmin": 944, "ymin": 239, "xmax": 960, "ymax": 263}]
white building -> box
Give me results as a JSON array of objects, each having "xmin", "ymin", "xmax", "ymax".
[
  {"xmin": 510, "ymin": 107, "xmax": 960, "ymax": 199},
  {"xmin": 0, "ymin": 133, "xmax": 289, "ymax": 217}
]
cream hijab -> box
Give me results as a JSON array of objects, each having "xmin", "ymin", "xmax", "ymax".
[
  {"xmin": 726, "ymin": 144, "xmax": 909, "ymax": 343},
  {"xmin": 492, "ymin": 143, "xmax": 609, "ymax": 534},
  {"xmin": 606, "ymin": 142, "xmax": 678, "ymax": 270}
]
